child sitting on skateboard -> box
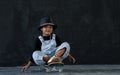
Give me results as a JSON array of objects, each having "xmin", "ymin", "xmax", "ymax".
[{"xmin": 21, "ymin": 17, "xmax": 75, "ymax": 72}]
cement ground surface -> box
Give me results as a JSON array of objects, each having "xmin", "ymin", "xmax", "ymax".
[{"xmin": 0, "ymin": 65, "xmax": 120, "ymax": 75}]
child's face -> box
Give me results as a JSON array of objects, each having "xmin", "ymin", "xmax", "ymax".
[{"xmin": 41, "ymin": 25, "xmax": 53, "ymax": 36}]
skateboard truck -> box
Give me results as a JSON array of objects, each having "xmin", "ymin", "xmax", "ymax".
[{"xmin": 44, "ymin": 62, "xmax": 64, "ymax": 72}]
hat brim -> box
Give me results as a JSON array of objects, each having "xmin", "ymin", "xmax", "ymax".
[{"xmin": 38, "ymin": 23, "xmax": 57, "ymax": 31}]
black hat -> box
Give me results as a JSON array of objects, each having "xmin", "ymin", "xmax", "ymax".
[{"xmin": 38, "ymin": 17, "xmax": 57, "ymax": 30}]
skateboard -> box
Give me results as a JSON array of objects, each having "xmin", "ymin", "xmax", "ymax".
[{"xmin": 44, "ymin": 62, "xmax": 64, "ymax": 72}]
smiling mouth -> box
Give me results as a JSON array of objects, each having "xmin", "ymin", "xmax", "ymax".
[{"xmin": 46, "ymin": 31, "xmax": 50, "ymax": 32}]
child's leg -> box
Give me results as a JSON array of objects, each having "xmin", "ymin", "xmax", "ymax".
[
  {"xmin": 55, "ymin": 48, "xmax": 66, "ymax": 57},
  {"xmin": 48, "ymin": 42, "xmax": 70, "ymax": 63},
  {"xmin": 32, "ymin": 51, "xmax": 48, "ymax": 65},
  {"xmin": 43, "ymin": 57, "xmax": 50, "ymax": 62},
  {"xmin": 56, "ymin": 42, "xmax": 70, "ymax": 60}
]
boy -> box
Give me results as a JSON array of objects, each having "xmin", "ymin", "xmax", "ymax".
[{"xmin": 21, "ymin": 17, "xmax": 75, "ymax": 72}]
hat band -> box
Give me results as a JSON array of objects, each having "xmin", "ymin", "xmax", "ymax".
[{"xmin": 41, "ymin": 23, "xmax": 54, "ymax": 26}]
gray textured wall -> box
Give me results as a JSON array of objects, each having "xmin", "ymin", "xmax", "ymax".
[{"xmin": 0, "ymin": 0, "xmax": 120, "ymax": 66}]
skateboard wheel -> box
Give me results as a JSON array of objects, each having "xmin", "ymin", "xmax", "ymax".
[
  {"xmin": 46, "ymin": 69, "xmax": 51, "ymax": 72},
  {"xmin": 58, "ymin": 69, "xmax": 63, "ymax": 72}
]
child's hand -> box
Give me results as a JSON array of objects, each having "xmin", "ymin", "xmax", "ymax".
[
  {"xmin": 21, "ymin": 65, "xmax": 29, "ymax": 72},
  {"xmin": 68, "ymin": 54, "xmax": 76, "ymax": 63},
  {"xmin": 21, "ymin": 61, "xmax": 32, "ymax": 72}
]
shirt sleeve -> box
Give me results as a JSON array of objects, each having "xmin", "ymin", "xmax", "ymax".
[
  {"xmin": 56, "ymin": 35, "xmax": 62, "ymax": 46},
  {"xmin": 34, "ymin": 38, "xmax": 41, "ymax": 50},
  {"xmin": 29, "ymin": 38, "xmax": 42, "ymax": 63}
]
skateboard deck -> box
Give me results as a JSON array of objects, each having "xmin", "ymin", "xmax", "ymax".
[{"xmin": 44, "ymin": 62, "xmax": 64, "ymax": 72}]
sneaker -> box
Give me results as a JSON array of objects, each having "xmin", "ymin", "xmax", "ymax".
[{"xmin": 47, "ymin": 56, "xmax": 62, "ymax": 64}]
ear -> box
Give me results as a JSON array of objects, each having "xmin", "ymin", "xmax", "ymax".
[{"xmin": 40, "ymin": 28, "xmax": 43, "ymax": 31}]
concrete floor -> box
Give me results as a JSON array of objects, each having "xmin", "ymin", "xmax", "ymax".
[{"xmin": 0, "ymin": 65, "xmax": 120, "ymax": 75}]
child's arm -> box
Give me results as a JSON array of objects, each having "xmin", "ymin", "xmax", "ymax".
[
  {"xmin": 21, "ymin": 37, "xmax": 41, "ymax": 72},
  {"xmin": 21, "ymin": 61, "xmax": 33, "ymax": 72}
]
